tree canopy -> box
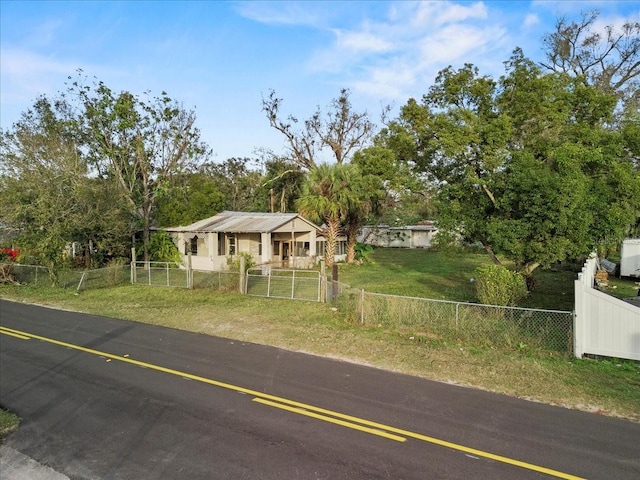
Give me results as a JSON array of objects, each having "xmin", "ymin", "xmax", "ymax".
[
  {"xmin": 66, "ymin": 73, "xmax": 211, "ymax": 261},
  {"xmin": 380, "ymin": 50, "xmax": 640, "ymax": 275},
  {"xmin": 0, "ymin": 96, "xmax": 130, "ymax": 276}
]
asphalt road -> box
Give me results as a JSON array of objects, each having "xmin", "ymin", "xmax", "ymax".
[{"xmin": 1, "ymin": 299, "xmax": 639, "ymax": 480}]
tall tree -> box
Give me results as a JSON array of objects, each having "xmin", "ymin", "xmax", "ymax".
[
  {"xmin": 262, "ymin": 88, "xmax": 374, "ymax": 169},
  {"xmin": 0, "ymin": 96, "xmax": 129, "ymax": 278},
  {"xmin": 541, "ymin": 10, "xmax": 640, "ymax": 110},
  {"xmin": 200, "ymin": 157, "xmax": 264, "ymax": 211},
  {"xmin": 382, "ymin": 63, "xmax": 512, "ymax": 265},
  {"xmin": 154, "ymin": 172, "xmax": 226, "ymax": 227},
  {"xmin": 296, "ymin": 163, "xmax": 361, "ymax": 267},
  {"xmin": 264, "ymin": 89, "xmax": 374, "ymax": 262},
  {"xmin": 67, "ymin": 74, "xmax": 210, "ymax": 262},
  {"xmin": 382, "ymin": 52, "xmax": 640, "ymax": 277}
]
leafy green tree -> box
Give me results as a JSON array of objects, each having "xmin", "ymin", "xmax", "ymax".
[
  {"xmin": 200, "ymin": 157, "xmax": 264, "ymax": 211},
  {"xmin": 382, "ymin": 52, "xmax": 640, "ymax": 278},
  {"xmin": 264, "ymin": 89, "xmax": 375, "ymax": 260},
  {"xmin": 67, "ymin": 73, "xmax": 211, "ymax": 262},
  {"xmin": 259, "ymin": 154, "xmax": 305, "ymax": 213},
  {"xmin": 296, "ymin": 163, "xmax": 361, "ymax": 267},
  {"xmin": 154, "ymin": 173, "xmax": 226, "ymax": 227},
  {"xmin": 381, "ymin": 63, "xmax": 511, "ymax": 265},
  {"xmin": 0, "ymin": 96, "xmax": 130, "ymax": 279},
  {"xmin": 498, "ymin": 53, "xmax": 640, "ymax": 264}
]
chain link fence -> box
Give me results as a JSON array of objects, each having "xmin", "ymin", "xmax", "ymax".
[
  {"xmin": 76, "ymin": 265, "xmax": 129, "ymax": 291},
  {"xmin": 246, "ymin": 268, "xmax": 321, "ymax": 301},
  {"xmin": 131, "ymin": 262, "xmax": 240, "ymax": 291},
  {"xmin": 1, "ymin": 262, "xmax": 129, "ymax": 291},
  {"xmin": 334, "ymin": 285, "xmax": 574, "ymax": 353},
  {"xmin": 191, "ymin": 269, "xmax": 240, "ymax": 292},
  {"xmin": 3, "ymin": 262, "xmax": 575, "ymax": 354},
  {"xmin": 131, "ymin": 261, "xmax": 189, "ymax": 288},
  {"xmin": 1, "ymin": 263, "xmax": 50, "ymax": 286}
]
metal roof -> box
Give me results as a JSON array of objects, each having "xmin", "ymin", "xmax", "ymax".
[{"xmin": 166, "ymin": 211, "xmax": 319, "ymax": 233}]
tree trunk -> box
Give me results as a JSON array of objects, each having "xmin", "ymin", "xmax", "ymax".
[
  {"xmin": 345, "ymin": 222, "xmax": 359, "ymax": 263},
  {"xmin": 142, "ymin": 200, "xmax": 151, "ymax": 263},
  {"xmin": 324, "ymin": 216, "xmax": 340, "ymax": 267},
  {"xmin": 482, "ymin": 241, "xmax": 502, "ymax": 266}
]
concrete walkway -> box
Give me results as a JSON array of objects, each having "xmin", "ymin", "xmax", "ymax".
[{"xmin": 0, "ymin": 446, "xmax": 69, "ymax": 480}]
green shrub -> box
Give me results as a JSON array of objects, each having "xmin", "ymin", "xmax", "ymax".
[
  {"xmin": 227, "ymin": 252, "xmax": 255, "ymax": 272},
  {"xmin": 147, "ymin": 231, "xmax": 182, "ymax": 263},
  {"xmin": 474, "ymin": 264, "xmax": 528, "ymax": 306},
  {"xmin": 354, "ymin": 243, "xmax": 374, "ymax": 263}
]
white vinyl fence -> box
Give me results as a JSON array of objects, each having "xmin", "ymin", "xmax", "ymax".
[{"xmin": 574, "ymin": 256, "xmax": 640, "ymax": 361}]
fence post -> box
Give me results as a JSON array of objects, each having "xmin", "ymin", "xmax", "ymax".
[
  {"xmin": 573, "ymin": 273, "xmax": 584, "ymax": 358},
  {"xmin": 77, "ymin": 272, "xmax": 87, "ymax": 292},
  {"xmin": 131, "ymin": 247, "xmax": 136, "ymax": 284},
  {"xmin": 187, "ymin": 252, "xmax": 193, "ymax": 289},
  {"xmin": 320, "ymin": 261, "xmax": 326, "ymax": 303},
  {"xmin": 291, "ymin": 270, "xmax": 296, "ymax": 299},
  {"xmin": 455, "ymin": 303, "xmax": 460, "ymax": 330},
  {"xmin": 360, "ymin": 289, "xmax": 365, "ymax": 324},
  {"xmin": 239, "ymin": 255, "xmax": 245, "ymax": 294},
  {"xmin": 332, "ymin": 264, "xmax": 339, "ymax": 299}
]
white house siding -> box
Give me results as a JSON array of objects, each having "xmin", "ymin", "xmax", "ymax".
[{"xmin": 165, "ymin": 211, "xmax": 322, "ymax": 271}]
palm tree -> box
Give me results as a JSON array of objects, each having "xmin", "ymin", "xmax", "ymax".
[{"xmin": 297, "ymin": 163, "xmax": 361, "ymax": 267}]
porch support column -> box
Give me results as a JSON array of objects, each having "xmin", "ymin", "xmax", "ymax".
[{"xmin": 261, "ymin": 232, "xmax": 271, "ymax": 265}]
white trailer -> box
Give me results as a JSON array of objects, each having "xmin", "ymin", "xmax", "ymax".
[{"xmin": 620, "ymin": 238, "xmax": 640, "ymax": 278}]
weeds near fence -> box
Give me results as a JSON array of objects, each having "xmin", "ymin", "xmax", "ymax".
[
  {"xmin": 334, "ymin": 286, "xmax": 573, "ymax": 353},
  {"xmin": 192, "ymin": 270, "xmax": 239, "ymax": 292}
]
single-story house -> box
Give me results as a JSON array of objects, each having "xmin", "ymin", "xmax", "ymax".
[
  {"xmin": 165, "ymin": 211, "xmax": 343, "ymax": 270},
  {"xmin": 359, "ymin": 222, "xmax": 438, "ymax": 249}
]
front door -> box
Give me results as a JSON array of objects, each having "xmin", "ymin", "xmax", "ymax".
[{"xmin": 282, "ymin": 242, "xmax": 289, "ymax": 267}]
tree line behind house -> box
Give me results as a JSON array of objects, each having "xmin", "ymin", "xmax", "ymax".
[{"xmin": 0, "ymin": 11, "xmax": 638, "ymax": 286}]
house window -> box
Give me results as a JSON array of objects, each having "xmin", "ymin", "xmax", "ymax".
[
  {"xmin": 190, "ymin": 236, "xmax": 198, "ymax": 256},
  {"xmin": 258, "ymin": 236, "xmax": 262, "ymax": 256},
  {"xmin": 228, "ymin": 235, "xmax": 236, "ymax": 255},
  {"xmin": 316, "ymin": 241, "xmax": 325, "ymax": 256},
  {"xmin": 218, "ymin": 233, "xmax": 224, "ymax": 256}
]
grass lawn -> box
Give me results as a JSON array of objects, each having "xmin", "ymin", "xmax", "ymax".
[
  {"xmin": 0, "ymin": 409, "xmax": 19, "ymax": 443},
  {"xmin": 338, "ymin": 248, "xmax": 579, "ymax": 310},
  {"xmin": 338, "ymin": 247, "xmax": 639, "ymax": 311},
  {"xmin": 1, "ymin": 269, "xmax": 639, "ymax": 422}
]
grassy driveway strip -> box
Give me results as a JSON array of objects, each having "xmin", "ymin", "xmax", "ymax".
[{"xmin": 1, "ymin": 284, "xmax": 638, "ymax": 422}]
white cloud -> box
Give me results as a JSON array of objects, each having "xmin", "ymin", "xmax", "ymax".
[
  {"xmin": 413, "ymin": 1, "xmax": 488, "ymax": 27},
  {"xmin": 0, "ymin": 47, "xmax": 77, "ymax": 107},
  {"xmin": 234, "ymin": 1, "xmax": 328, "ymax": 27},
  {"xmin": 523, "ymin": 13, "xmax": 540, "ymax": 29},
  {"xmin": 333, "ymin": 29, "xmax": 393, "ymax": 53},
  {"xmin": 306, "ymin": 1, "xmax": 510, "ymax": 102},
  {"xmin": 0, "ymin": 47, "xmax": 74, "ymax": 76}
]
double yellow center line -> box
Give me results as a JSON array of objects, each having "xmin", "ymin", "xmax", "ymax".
[{"xmin": 0, "ymin": 325, "xmax": 585, "ymax": 479}]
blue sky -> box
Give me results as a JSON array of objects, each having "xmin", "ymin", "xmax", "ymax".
[{"xmin": 1, "ymin": 1, "xmax": 638, "ymax": 162}]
